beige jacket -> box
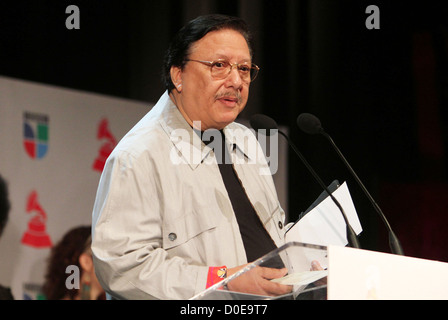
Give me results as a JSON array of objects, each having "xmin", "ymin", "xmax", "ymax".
[{"xmin": 91, "ymin": 91, "xmax": 286, "ymax": 300}]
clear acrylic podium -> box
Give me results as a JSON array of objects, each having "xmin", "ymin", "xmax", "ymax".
[{"xmin": 191, "ymin": 242, "xmax": 328, "ymax": 300}]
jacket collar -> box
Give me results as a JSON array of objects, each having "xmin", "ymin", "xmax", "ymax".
[{"xmin": 158, "ymin": 91, "xmax": 253, "ymax": 170}]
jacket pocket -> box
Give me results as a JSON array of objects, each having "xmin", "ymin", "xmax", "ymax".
[
  {"xmin": 265, "ymin": 204, "xmax": 286, "ymax": 245},
  {"xmin": 162, "ymin": 209, "xmax": 218, "ymax": 250}
]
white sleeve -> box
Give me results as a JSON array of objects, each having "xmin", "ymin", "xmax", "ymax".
[{"xmin": 91, "ymin": 150, "xmax": 208, "ymax": 300}]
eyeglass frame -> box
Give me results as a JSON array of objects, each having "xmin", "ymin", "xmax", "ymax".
[{"xmin": 184, "ymin": 59, "xmax": 260, "ymax": 83}]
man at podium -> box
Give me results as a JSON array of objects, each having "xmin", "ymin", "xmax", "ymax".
[{"xmin": 91, "ymin": 14, "xmax": 292, "ymax": 299}]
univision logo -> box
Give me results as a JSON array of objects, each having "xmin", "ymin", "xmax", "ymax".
[{"xmin": 23, "ymin": 112, "xmax": 49, "ymax": 159}]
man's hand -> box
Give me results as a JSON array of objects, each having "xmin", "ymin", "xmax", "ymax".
[
  {"xmin": 311, "ymin": 260, "xmax": 327, "ymax": 286},
  {"xmin": 226, "ymin": 265, "xmax": 292, "ymax": 297}
]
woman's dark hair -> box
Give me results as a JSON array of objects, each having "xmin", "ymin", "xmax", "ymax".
[
  {"xmin": 162, "ymin": 14, "xmax": 254, "ymax": 92},
  {"xmin": 0, "ymin": 175, "xmax": 10, "ymax": 237},
  {"xmin": 42, "ymin": 226, "xmax": 91, "ymax": 300}
]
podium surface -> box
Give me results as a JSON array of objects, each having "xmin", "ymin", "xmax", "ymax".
[
  {"xmin": 192, "ymin": 242, "xmax": 448, "ymax": 300},
  {"xmin": 191, "ymin": 242, "xmax": 328, "ymax": 300},
  {"xmin": 328, "ymin": 245, "xmax": 448, "ymax": 300}
]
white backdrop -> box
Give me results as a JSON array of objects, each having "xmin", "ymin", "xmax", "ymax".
[
  {"xmin": 0, "ymin": 76, "xmax": 150, "ymax": 299},
  {"xmin": 0, "ymin": 76, "xmax": 288, "ymax": 300}
]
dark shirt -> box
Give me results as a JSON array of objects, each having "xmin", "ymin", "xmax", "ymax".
[{"xmin": 199, "ymin": 129, "xmax": 277, "ymax": 262}]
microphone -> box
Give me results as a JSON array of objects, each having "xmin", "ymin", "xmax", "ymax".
[
  {"xmin": 250, "ymin": 114, "xmax": 361, "ymax": 249},
  {"xmin": 297, "ymin": 113, "xmax": 404, "ymax": 255}
]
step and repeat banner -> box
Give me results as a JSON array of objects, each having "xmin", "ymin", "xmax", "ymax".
[
  {"xmin": 0, "ymin": 76, "xmax": 150, "ymax": 299},
  {"xmin": 0, "ymin": 76, "xmax": 288, "ymax": 300}
]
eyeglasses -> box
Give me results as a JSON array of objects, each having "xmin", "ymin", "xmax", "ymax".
[{"xmin": 185, "ymin": 59, "xmax": 260, "ymax": 83}]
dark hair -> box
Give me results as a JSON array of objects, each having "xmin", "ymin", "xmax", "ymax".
[
  {"xmin": 162, "ymin": 14, "xmax": 254, "ymax": 92},
  {"xmin": 0, "ymin": 175, "xmax": 10, "ymax": 237},
  {"xmin": 42, "ymin": 226, "xmax": 91, "ymax": 300}
]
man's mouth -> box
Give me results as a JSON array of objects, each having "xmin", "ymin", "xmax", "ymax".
[
  {"xmin": 218, "ymin": 97, "xmax": 239, "ymax": 107},
  {"xmin": 222, "ymin": 97, "xmax": 238, "ymax": 102},
  {"xmin": 215, "ymin": 92, "xmax": 242, "ymax": 107}
]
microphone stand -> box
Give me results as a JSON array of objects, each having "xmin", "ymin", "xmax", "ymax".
[
  {"xmin": 320, "ymin": 130, "xmax": 404, "ymax": 255},
  {"xmin": 278, "ymin": 131, "xmax": 361, "ymax": 249}
]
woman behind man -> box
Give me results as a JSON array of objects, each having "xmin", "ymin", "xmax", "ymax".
[{"xmin": 42, "ymin": 225, "xmax": 105, "ymax": 300}]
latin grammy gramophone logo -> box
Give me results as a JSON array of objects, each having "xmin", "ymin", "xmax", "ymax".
[
  {"xmin": 23, "ymin": 112, "xmax": 49, "ymax": 160},
  {"xmin": 21, "ymin": 191, "xmax": 52, "ymax": 249},
  {"xmin": 92, "ymin": 118, "xmax": 117, "ymax": 172}
]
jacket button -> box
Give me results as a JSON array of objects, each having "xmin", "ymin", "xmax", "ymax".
[
  {"xmin": 278, "ymin": 221, "xmax": 283, "ymax": 229},
  {"xmin": 168, "ymin": 233, "xmax": 177, "ymax": 241}
]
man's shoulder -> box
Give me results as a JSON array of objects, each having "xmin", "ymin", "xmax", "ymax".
[
  {"xmin": 109, "ymin": 93, "xmax": 174, "ymax": 159},
  {"xmin": 112, "ymin": 120, "xmax": 166, "ymax": 159}
]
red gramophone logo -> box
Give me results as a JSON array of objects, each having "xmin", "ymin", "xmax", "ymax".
[
  {"xmin": 92, "ymin": 118, "xmax": 117, "ymax": 172},
  {"xmin": 21, "ymin": 191, "xmax": 52, "ymax": 248}
]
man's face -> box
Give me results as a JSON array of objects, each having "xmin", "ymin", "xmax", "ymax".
[{"xmin": 171, "ymin": 29, "xmax": 251, "ymax": 130}]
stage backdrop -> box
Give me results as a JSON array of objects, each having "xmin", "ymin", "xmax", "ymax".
[
  {"xmin": 0, "ymin": 76, "xmax": 288, "ymax": 299},
  {"xmin": 0, "ymin": 76, "xmax": 150, "ymax": 299}
]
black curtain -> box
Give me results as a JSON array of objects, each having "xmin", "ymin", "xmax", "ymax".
[{"xmin": 2, "ymin": 0, "xmax": 448, "ymax": 258}]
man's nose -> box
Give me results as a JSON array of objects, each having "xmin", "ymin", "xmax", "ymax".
[{"xmin": 225, "ymin": 66, "xmax": 243, "ymax": 88}]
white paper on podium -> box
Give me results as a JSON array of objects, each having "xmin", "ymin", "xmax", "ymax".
[
  {"xmin": 286, "ymin": 181, "xmax": 362, "ymax": 246},
  {"xmin": 271, "ymin": 270, "xmax": 328, "ymax": 286},
  {"xmin": 284, "ymin": 182, "xmax": 362, "ymax": 271}
]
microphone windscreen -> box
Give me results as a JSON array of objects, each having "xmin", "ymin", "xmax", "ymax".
[
  {"xmin": 250, "ymin": 114, "xmax": 278, "ymax": 132},
  {"xmin": 297, "ymin": 113, "xmax": 322, "ymax": 135}
]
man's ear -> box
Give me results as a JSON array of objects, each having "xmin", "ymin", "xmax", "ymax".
[{"xmin": 170, "ymin": 66, "xmax": 182, "ymax": 92}]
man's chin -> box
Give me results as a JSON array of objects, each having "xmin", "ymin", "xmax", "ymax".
[{"xmin": 216, "ymin": 113, "xmax": 241, "ymax": 129}]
